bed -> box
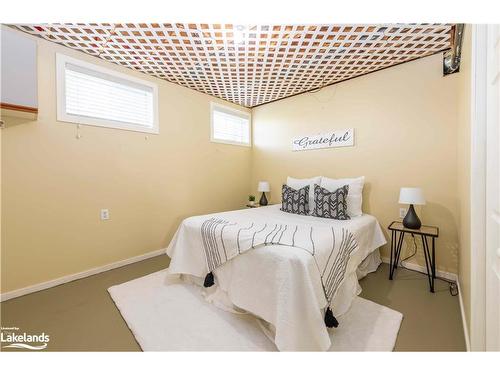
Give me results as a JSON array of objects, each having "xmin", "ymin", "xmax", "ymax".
[{"xmin": 166, "ymin": 204, "xmax": 386, "ymax": 351}]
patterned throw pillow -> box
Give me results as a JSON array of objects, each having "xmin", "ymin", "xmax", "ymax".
[
  {"xmin": 312, "ymin": 184, "xmax": 350, "ymax": 220},
  {"xmin": 281, "ymin": 184, "xmax": 309, "ymax": 215}
]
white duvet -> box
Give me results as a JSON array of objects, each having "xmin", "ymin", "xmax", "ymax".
[{"xmin": 166, "ymin": 204, "xmax": 386, "ymax": 351}]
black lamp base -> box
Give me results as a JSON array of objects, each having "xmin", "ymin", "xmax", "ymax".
[
  {"xmin": 403, "ymin": 204, "xmax": 421, "ymax": 229},
  {"xmin": 259, "ymin": 192, "xmax": 268, "ymax": 206}
]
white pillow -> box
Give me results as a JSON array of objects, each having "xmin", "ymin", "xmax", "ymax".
[
  {"xmin": 286, "ymin": 176, "xmax": 322, "ymax": 214},
  {"xmin": 320, "ymin": 176, "xmax": 365, "ymax": 217}
]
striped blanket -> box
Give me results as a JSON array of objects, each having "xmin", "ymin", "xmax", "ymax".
[{"xmin": 200, "ymin": 217, "xmax": 359, "ymax": 328}]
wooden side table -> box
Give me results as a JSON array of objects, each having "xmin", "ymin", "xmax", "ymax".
[{"xmin": 387, "ymin": 221, "xmax": 439, "ymax": 292}]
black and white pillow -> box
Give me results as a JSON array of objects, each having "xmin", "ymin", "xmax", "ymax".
[
  {"xmin": 312, "ymin": 184, "xmax": 350, "ymax": 220},
  {"xmin": 281, "ymin": 184, "xmax": 309, "ymax": 215}
]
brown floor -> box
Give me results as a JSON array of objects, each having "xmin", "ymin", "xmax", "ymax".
[
  {"xmin": 359, "ymin": 263, "xmax": 466, "ymax": 351},
  {"xmin": 0, "ymin": 255, "xmax": 466, "ymax": 351}
]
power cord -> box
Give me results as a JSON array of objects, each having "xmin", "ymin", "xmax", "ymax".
[{"xmin": 398, "ymin": 234, "xmax": 458, "ymax": 296}]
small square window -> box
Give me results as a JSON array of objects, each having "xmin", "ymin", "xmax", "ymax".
[{"xmin": 210, "ymin": 103, "xmax": 251, "ymax": 146}]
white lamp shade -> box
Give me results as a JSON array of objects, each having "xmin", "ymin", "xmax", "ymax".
[
  {"xmin": 399, "ymin": 187, "xmax": 426, "ymax": 205},
  {"xmin": 257, "ymin": 181, "xmax": 270, "ymax": 192}
]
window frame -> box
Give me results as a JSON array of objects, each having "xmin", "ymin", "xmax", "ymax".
[
  {"xmin": 210, "ymin": 102, "xmax": 251, "ymax": 147},
  {"xmin": 56, "ymin": 53, "xmax": 159, "ymax": 134}
]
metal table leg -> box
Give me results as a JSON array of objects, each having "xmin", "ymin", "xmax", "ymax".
[
  {"xmin": 390, "ymin": 231, "xmax": 405, "ymax": 279},
  {"xmin": 421, "ymin": 234, "xmax": 435, "ymax": 293},
  {"xmin": 394, "ymin": 232, "xmax": 405, "ymax": 270},
  {"xmin": 389, "ymin": 230, "xmax": 395, "ymax": 280},
  {"xmin": 431, "ymin": 237, "xmax": 436, "ymax": 288}
]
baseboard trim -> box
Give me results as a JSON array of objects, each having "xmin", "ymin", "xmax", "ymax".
[
  {"xmin": 0, "ymin": 248, "xmax": 167, "ymax": 302},
  {"xmin": 380, "ymin": 257, "xmax": 470, "ymax": 351},
  {"xmin": 380, "ymin": 257, "xmax": 457, "ymax": 281},
  {"xmin": 456, "ymin": 279, "xmax": 471, "ymax": 351}
]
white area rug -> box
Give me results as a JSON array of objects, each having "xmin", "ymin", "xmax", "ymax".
[{"xmin": 108, "ymin": 269, "xmax": 402, "ymax": 351}]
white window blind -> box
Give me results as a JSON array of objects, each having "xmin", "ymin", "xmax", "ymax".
[
  {"xmin": 211, "ymin": 104, "xmax": 250, "ymax": 146},
  {"xmin": 56, "ymin": 54, "xmax": 158, "ymax": 133}
]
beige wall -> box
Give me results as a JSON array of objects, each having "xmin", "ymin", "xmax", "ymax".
[
  {"xmin": 1, "ymin": 32, "xmax": 251, "ymax": 293},
  {"xmin": 457, "ymin": 26, "xmax": 473, "ymax": 335},
  {"xmin": 251, "ymin": 53, "xmax": 461, "ymax": 274}
]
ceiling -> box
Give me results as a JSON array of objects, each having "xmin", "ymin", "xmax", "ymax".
[{"xmin": 11, "ymin": 23, "xmax": 454, "ymax": 107}]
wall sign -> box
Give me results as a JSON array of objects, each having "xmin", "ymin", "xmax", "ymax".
[{"xmin": 292, "ymin": 128, "xmax": 355, "ymax": 151}]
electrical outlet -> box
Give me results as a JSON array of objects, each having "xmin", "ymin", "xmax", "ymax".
[
  {"xmin": 399, "ymin": 208, "xmax": 407, "ymax": 219},
  {"xmin": 100, "ymin": 209, "xmax": 110, "ymax": 221}
]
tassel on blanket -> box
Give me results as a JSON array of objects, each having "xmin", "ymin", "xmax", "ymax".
[
  {"xmin": 324, "ymin": 307, "xmax": 339, "ymax": 328},
  {"xmin": 203, "ymin": 272, "xmax": 215, "ymax": 287}
]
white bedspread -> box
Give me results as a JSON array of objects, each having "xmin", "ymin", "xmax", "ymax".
[{"xmin": 166, "ymin": 204, "xmax": 386, "ymax": 351}]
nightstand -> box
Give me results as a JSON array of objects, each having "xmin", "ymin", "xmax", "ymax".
[{"xmin": 387, "ymin": 221, "xmax": 439, "ymax": 293}]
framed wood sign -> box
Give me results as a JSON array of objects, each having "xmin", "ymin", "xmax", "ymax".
[{"xmin": 291, "ymin": 128, "xmax": 355, "ymax": 151}]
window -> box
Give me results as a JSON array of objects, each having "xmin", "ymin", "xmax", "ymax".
[
  {"xmin": 210, "ymin": 103, "xmax": 251, "ymax": 146},
  {"xmin": 56, "ymin": 53, "xmax": 159, "ymax": 134}
]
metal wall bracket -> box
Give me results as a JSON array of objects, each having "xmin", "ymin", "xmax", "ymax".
[{"xmin": 443, "ymin": 24, "xmax": 465, "ymax": 75}]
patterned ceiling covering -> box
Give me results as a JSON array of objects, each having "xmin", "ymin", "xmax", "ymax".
[{"xmin": 11, "ymin": 23, "xmax": 454, "ymax": 107}]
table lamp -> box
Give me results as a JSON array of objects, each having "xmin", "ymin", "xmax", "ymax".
[
  {"xmin": 399, "ymin": 187, "xmax": 426, "ymax": 229},
  {"xmin": 258, "ymin": 181, "xmax": 270, "ymax": 206}
]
